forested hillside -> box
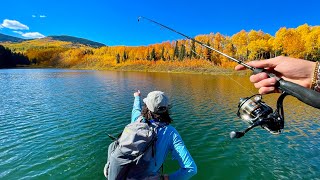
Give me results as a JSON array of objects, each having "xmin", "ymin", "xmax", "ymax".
[
  {"xmin": 48, "ymin": 35, "xmax": 105, "ymax": 48},
  {"xmin": 1, "ymin": 24, "xmax": 319, "ymax": 72}
]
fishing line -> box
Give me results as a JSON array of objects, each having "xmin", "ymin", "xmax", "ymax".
[
  {"xmin": 138, "ymin": 16, "xmax": 320, "ymax": 139},
  {"xmin": 181, "ymin": 43, "xmax": 202, "ymax": 59},
  {"xmin": 180, "ymin": 41, "xmax": 256, "ymax": 95},
  {"xmin": 141, "ymin": 18, "xmax": 256, "ymax": 95},
  {"xmin": 138, "ymin": 16, "xmax": 254, "ymax": 70},
  {"xmin": 138, "ymin": 16, "xmax": 255, "ymax": 95},
  {"xmin": 138, "ymin": 16, "xmax": 320, "ymax": 110}
]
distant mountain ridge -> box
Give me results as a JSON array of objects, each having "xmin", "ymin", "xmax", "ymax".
[
  {"xmin": 0, "ymin": 33, "xmax": 106, "ymax": 48},
  {"xmin": 47, "ymin": 35, "xmax": 106, "ymax": 48},
  {"xmin": 0, "ymin": 33, "xmax": 26, "ymax": 43}
]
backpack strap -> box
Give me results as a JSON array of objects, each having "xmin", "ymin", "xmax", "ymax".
[
  {"xmin": 107, "ymin": 132, "xmax": 122, "ymax": 141},
  {"xmin": 137, "ymin": 115, "xmax": 145, "ymax": 123},
  {"xmin": 107, "ymin": 116, "xmax": 145, "ymax": 141},
  {"xmin": 160, "ymin": 164, "xmax": 164, "ymax": 178}
]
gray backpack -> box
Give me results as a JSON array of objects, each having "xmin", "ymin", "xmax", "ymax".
[{"xmin": 104, "ymin": 117, "xmax": 160, "ymax": 180}]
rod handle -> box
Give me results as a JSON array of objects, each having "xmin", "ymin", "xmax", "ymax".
[
  {"xmin": 253, "ymin": 68, "xmax": 320, "ymax": 109},
  {"xmin": 278, "ymin": 80, "xmax": 320, "ymax": 109}
]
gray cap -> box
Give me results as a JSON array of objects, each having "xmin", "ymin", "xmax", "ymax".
[{"xmin": 143, "ymin": 91, "xmax": 170, "ymax": 113}]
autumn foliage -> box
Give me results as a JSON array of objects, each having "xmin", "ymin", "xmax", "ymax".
[{"xmin": 2, "ymin": 24, "xmax": 320, "ymax": 71}]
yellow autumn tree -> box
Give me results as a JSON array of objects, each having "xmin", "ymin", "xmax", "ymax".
[
  {"xmin": 273, "ymin": 27, "xmax": 287, "ymax": 56},
  {"xmin": 211, "ymin": 33, "xmax": 225, "ymax": 64},
  {"xmin": 282, "ymin": 28, "xmax": 305, "ymax": 58},
  {"xmin": 221, "ymin": 37, "xmax": 236, "ymax": 67},
  {"xmin": 305, "ymin": 26, "xmax": 320, "ymax": 60},
  {"xmin": 231, "ymin": 30, "xmax": 248, "ymax": 60},
  {"xmin": 247, "ymin": 30, "xmax": 272, "ymax": 60}
]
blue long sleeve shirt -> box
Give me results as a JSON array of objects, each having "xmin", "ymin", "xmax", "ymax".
[{"xmin": 131, "ymin": 96, "xmax": 197, "ymax": 180}]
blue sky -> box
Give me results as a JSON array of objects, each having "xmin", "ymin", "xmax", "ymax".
[{"xmin": 0, "ymin": 0, "xmax": 319, "ymax": 46}]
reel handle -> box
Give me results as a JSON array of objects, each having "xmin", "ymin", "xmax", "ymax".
[
  {"xmin": 230, "ymin": 131, "xmax": 244, "ymax": 139},
  {"xmin": 253, "ymin": 68, "xmax": 320, "ymax": 109},
  {"xmin": 230, "ymin": 121, "xmax": 260, "ymax": 139}
]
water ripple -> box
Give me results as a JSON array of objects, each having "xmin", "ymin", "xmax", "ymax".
[{"xmin": 1, "ymin": 69, "xmax": 320, "ymax": 179}]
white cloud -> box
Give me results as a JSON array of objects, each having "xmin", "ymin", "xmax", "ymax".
[
  {"xmin": 21, "ymin": 32, "xmax": 45, "ymax": 39},
  {"xmin": 31, "ymin": 15, "xmax": 47, "ymax": 18},
  {"xmin": 1, "ymin": 19, "xmax": 29, "ymax": 30},
  {"xmin": 2, "ymin": 19, "xmax": 45, "ymax": 39},
  {"xmin": 13, "ymin": 31, "xmax": 24, "ymax": 35},
  {"xmin": 13, "ymin": 31, "xmax": 45, "ymax": 39}
]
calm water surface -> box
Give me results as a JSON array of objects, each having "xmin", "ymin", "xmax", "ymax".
[{"xmin": 1, "ymin": 69, "xmax": 320, "ymax": 179}]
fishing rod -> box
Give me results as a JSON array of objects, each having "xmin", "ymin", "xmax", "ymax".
[
  {"xmin": 138, "ymin": 16, "xmax": 253, "ymax": 70},
  {"xmin": 181, "ymin": 43, "xmax": 205, "ymax": 59},
  {"xmin": 138, "ymin": 16, "xmax": 320, "ymax": 139},
  {"xmin": 138, "ymin": 16, "xmax": 320, "ymax": 110}
]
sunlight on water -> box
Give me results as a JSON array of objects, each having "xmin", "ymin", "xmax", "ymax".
[{"xmin": 0, "ymin": 69, "xmax": 319, "ymax": 179}]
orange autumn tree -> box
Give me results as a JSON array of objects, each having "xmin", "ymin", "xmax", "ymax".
[{"xmin": 6, "ymin": 24, "xmax": 320, "ymax": 70}]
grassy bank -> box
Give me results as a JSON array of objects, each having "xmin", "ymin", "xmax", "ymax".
[{"xmin": 60, "ymin": 59, "xmax": 251, "ymax": 76}]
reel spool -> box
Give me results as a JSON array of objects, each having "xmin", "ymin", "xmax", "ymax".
[{"xmin": 230, "ymin": 93, "xmax": 287, "ymax": 139}]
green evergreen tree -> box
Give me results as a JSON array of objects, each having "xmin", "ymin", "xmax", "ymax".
[
  {"xmin": 179, "ymin": 44, "xmax": 186, "ymax": 61},
  {"xmin": 173, "ymin": 41, "xmax": 179, "ymax": 60},
  {"xmin": 205, "ymin": 41, "xmax": 212, "ymax": 61},
  {"xmin": 150, "ymin": 48, "xmax": 156, "ymax": 61},
  {"xmin": 122, "ymin": 51, "xmax": 128, "ymax": 61},
  {"xmin": 160, "ymin": 46, "xmax": 165, "ymax": 61},
  {"xmin": 116, "ymin": 53, "xmax": 120, "ymax": 63},
  {"xmin": 190, "ymin": 41, "xmax": 196, "ymax": 59}
]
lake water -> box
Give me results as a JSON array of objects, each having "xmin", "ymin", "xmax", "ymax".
[{"xmin": 1, "ymin": 68, "xmax": 320, "ymax": 179}]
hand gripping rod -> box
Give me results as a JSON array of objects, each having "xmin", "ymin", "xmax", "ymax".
[{"xmin": 138, "ymin": 16, "xmax": 320, "ymax": 109}]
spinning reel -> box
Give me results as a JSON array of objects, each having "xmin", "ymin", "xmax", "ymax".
[{"xmin": 230, "ymin": 93, "xmax": 288, "ymax": 139}]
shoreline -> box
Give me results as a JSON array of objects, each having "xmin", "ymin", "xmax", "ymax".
[{"xmin": 6, "ymin": 64, "xmax": 251, "ymax": 76}]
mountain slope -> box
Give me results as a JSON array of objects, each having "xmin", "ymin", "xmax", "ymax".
[
  {"xmin": 0, "ymin": 33, "xmax": 106, "ymax": 48},
  {"xmin": 0, "ymin": 33, "xmax": 25, "ymax": 43},
  {"xmin": 47, "ymin": 35, "xmax": 106, "ymax": 48}
]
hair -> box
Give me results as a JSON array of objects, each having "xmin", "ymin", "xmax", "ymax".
[{"xmin": 141, "ymin": 105, "xmax": 173, "ymax": 124}]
